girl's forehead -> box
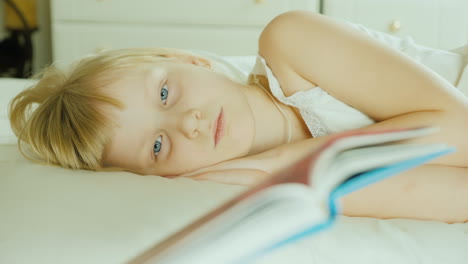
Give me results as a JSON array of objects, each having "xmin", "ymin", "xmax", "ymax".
[
  {"xmin": 108, "ymin": 58, "xmax": 196, "ymax": 86},
  {"xmin": 113, "ymin": 62, "xmax": 163, "ymax": 81}
]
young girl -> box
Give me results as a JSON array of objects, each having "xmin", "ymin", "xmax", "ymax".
[{"xmin": 9, "ymin": 11, "xmax": 468, "ymax": 223}]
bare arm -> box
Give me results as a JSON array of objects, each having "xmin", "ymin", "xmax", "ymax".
[
  {"xmin": 259, "ymin": 11, "xmax": 468, "ymax": 167},
  {"xmin": 252, "ymin": 11, "xmax": 468, "ymax": 222},
  {"xmin": 182, "ymin": 133, "xmax": 468, "ymax": 223},
  {"xmin": 341, "ymin": 164, "xmax": 468, "ymax": 223}
]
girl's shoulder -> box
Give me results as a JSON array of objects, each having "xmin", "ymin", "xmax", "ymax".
[
  {"xmin": 257, "ymin": 12, "xmax": 320, "ymax": 97},
  {"xmin": 249, "ymin": 51, "xmax": 317, "ymax": 97}
]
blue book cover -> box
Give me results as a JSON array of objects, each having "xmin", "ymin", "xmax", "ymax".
[{"xmin": 237, "ymin": 148, "xmax": 454, "ymax": 264}]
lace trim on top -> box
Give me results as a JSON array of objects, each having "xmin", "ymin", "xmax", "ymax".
[{"xmin": 255, "ymin": 56, "xmax": 329, "ymax": 137}]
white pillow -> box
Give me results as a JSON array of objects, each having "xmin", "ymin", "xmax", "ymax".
[
  {"xmin": 0, "ymin": 144, "xmax": 245, "ymax": 264},
  {"xmin": 451, "ymin": 44, "xmax": 468, "ymax": 95},
  {"xmin": 0, "ymin": 78, "xmax": 37, "ymax": 144},
  {"xmin": 341, "ymin": 21, "xmax": 467, "ymax": 92}
]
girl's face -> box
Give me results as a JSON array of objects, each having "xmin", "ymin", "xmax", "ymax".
[{"xmin": 102, "ymin": 59, "xmax": 256, "ymax": 176}]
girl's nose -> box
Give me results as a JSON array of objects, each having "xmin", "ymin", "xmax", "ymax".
[{"xmin": 180, "ymin": 109, "xmax": 201, "ymax": 139}]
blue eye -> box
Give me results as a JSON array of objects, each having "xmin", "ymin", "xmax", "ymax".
[
  {"xmin": 160, "ymin": 85, "xmax": 168, "ymax": 104},
  {"xmin": 154, "ymin": 135, "xmax": 162, "ymax": 156}
]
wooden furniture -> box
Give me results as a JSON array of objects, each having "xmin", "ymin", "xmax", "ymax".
[{"xmin": 51, "ymin": 0, "xmax": 467, "ymax": 65}]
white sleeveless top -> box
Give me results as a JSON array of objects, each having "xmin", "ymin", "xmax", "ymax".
[{"xmin": 250, "ymin": 55, "xmax": 375, "ymax": 137}]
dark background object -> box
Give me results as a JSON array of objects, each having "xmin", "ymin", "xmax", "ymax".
[{"xmin": 0, "ymin": 0, "xmax": 36, "ymax": 78}]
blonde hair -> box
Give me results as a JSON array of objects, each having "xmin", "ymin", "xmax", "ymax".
[{"xmin": 8, "ymin": 47, "xmax": 247, "ymax": 171}]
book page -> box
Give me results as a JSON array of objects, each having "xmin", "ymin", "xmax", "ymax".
[{"xmin": 132, "ymin": 184, "xmax": 326, "ymax": 264}]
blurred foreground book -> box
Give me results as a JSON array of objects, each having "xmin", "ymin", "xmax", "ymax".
[{"xmin": 128, "ymin": 126, "xmax": 453, "ymax": 264}]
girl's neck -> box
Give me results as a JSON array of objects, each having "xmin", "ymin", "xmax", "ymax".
[{"xmin": 241, "ymin": 75, "xmax": 309, "ymax": 156}]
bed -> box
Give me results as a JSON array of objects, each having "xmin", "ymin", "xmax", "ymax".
[{"xmin": 1, "ymin": 26, "xmax": 468, "ymax": 264}]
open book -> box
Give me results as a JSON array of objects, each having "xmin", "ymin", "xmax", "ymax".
[{"xmin": 128, "ymin": 127, "xmax": 454, "ymax": 264}]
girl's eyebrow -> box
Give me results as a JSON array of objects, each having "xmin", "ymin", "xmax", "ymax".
[
  {"xmin": 146, "ymin": 135, "xmax": 155, "ymax": 163},
  {"xmin": 165, "ymin": 133, "xmax": 172, "ymax": 162},
  {"xmin": 145, "ymin": 69, "xmax": 160, "ymax": 101}
]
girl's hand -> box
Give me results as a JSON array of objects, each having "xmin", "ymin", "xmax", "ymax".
[
  {"xmin": 177, "ymin": 147, "xmax": 285, "ymax": 186},
  {"xmin": 182, "ymin": 168, "xmax": 270, "ymax": 186},
  {"xmin": 178, "ymin": 136, "xmax": 328, "ymax": 186}
]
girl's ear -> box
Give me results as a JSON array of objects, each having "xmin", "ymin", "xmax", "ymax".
[{"xmin": 164, "ymin": 54, "xmax": 212, "ymax": 69}]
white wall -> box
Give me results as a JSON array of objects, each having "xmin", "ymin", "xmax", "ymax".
[{"xmin": 0, "ymin": 0, "xmax": 52, "ymax": 76}]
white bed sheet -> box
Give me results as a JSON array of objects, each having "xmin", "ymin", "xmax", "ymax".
[{"xmin": 1, "ymin": 143, "xmax": 467, "ymax": 264}]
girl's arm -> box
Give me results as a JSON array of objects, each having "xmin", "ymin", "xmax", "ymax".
[
  {"xmin": 181, "ymin": 133, "xmax": 468, "ymax": 223},
  {"xmin": 341, "ymin": 164, "xmax": 468, "ymax": 223},
  {"xmin": 258, "ymin": 11, "xmax": 468, "ymax": 167}
]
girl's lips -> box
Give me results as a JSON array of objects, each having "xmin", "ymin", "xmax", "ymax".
[{"xmin": 214, "ymin": 107, "xmax": 224, "ymax": 147}]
